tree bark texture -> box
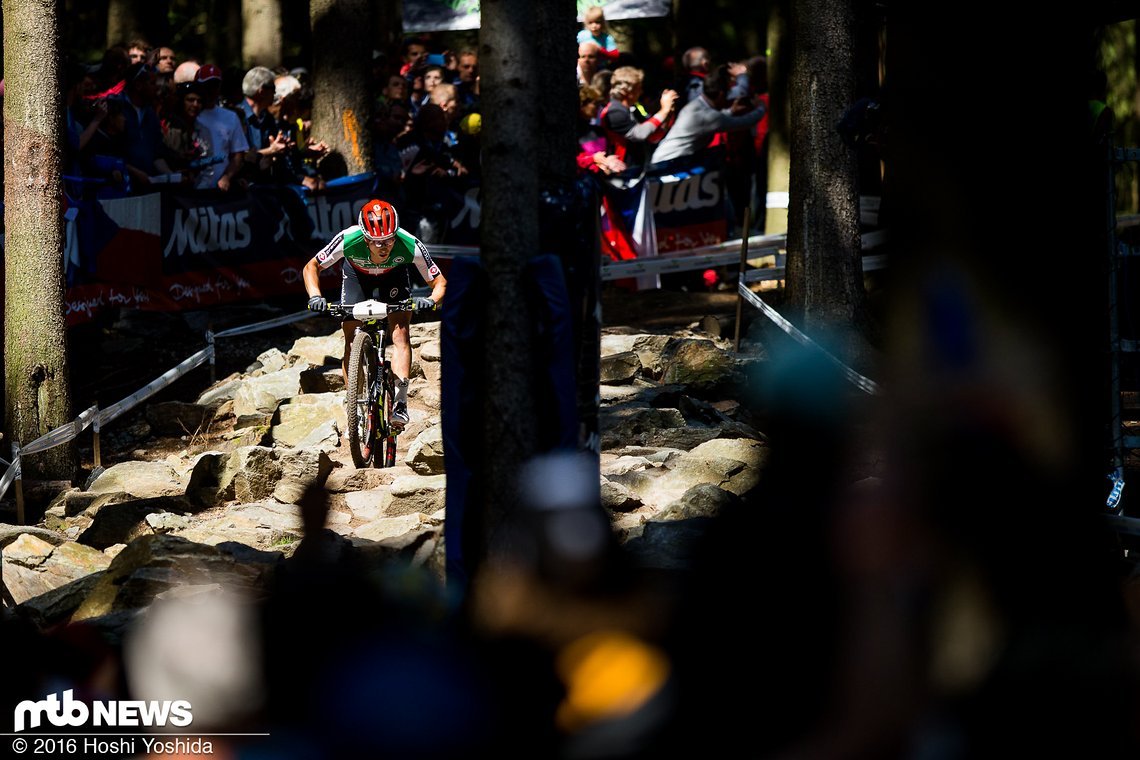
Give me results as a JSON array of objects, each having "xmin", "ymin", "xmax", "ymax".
[
  {"xmin": 310, "ymin": 0, "xmax": 374, "ymax": 178},
  {"xmin": 478, "ymin": 0, "xmax": 541, "ymax": 549},
  {"xmin": 3, "ymin": 0, "xmax": 75, "ymax": 480},
  {"xmin": 533, "ymin": 0, "xmax": 577, "ymax": 188},
  {"xmin": 786, "ymin": 0, "xmax": 866, "ymax": 336},
  {"xmin": 242, "ymin": 0, "xmax": 282, "ymax": 68}
]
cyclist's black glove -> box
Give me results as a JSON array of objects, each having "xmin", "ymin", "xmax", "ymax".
[
  {"xmin": 307, "ymin": 295, "xmax": 328, "ymax": 312},
  {"xmin": 413, "ymin": 296, "xmax": 438, "ymax": 312}
]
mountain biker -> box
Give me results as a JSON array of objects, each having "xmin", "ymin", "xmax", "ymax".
[{"xmin": 302, "ymin": 198, "xmax": 447, "ymax": 430}]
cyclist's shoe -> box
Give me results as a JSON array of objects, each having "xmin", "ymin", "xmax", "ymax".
[{"xmin": 391, "ymin": 401, "xmax": 410, "ymax": 430}]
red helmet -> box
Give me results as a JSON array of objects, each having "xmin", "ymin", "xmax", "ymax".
[{"xmin": 358, "ymin": 199, "xmax": 399, "ymax": 241}]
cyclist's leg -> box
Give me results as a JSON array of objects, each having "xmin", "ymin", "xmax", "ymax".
[
  {"xmin": 388, "ymin": 310, "xmax": 412, "ymax": 427},
  {"xmin": 382, "ymin": 267, "xmax": 414, "ymax": 427}
]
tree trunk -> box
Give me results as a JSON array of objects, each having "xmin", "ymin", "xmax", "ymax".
[
  {"xmin": 786, "ymin": 0, "xmax": 866, "ymax": 348},
  {"xmin": 477, "ymin": 0, "xmax": 540, "ymax": 553},
  {"xmin": 205, "ymin": 0, "xmax": 243, "ymax": 72},
  {"xmin": 106, "ymin": 0, "xmax": 169, "ymax": 48},
  {"xmin": 534, "ymin": 1, "xmax": 576, "ymax": 188},
  {"xmin": 3, "ymin": 0, "xmax": 75, "ymax": 481},
  {"xmin": 765, "ymin": 2, "xmax": 790, "ymax": 235},
  {"xmin": 242, "ymin": 0, "xmax": 282, "ymax": 68},
  {"xmin": 310, "ymin": 0, "xmax": 373, "ymax": 178}
]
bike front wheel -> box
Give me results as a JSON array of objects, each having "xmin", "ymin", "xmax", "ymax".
[{"xmin": 345, "ymin": 330, "xmax": 377, "ymax": 468}]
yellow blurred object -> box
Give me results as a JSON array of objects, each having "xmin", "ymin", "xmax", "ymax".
[
  {"xmin": 555, "ymin": 629, "xmax": 671, "ymax": 732},
  {"xmin": 459, "ymin": 112, "xmax": 482, "ymax": 135}
]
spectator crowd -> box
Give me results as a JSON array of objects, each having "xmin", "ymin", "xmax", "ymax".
[{"xmin": 60, "ymin": 7, "xmax": 770, "ymax": 248}]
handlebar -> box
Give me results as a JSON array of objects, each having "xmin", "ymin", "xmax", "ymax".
[{"xmin": 324, "ymin": 299, "xmax": 419, "ymax": 320}]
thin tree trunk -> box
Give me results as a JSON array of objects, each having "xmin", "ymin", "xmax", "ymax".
[
  {"xmin": 534, "ymin": 0, "xmax": 576, "ymax": 188},
  {"xmin": 766, "ymin": 2, "xmax": 790, "ymax": 235},
  {"xmin": 478, "ymin": 0, "xmax": 540, "ymax": 552},
  {"xmin": 310, "ymin": 0, "xmax": 373, "ymax": 178},
  {"xmin": 106, "ymin": 0, "xmax": 169, "ymax": 48},
  {"xmin": 3, "ymin": 0, "xmax": 75, "ymax": 481},
  {"xmin": 243, "ymin": 0, "xmax": 282, "ymax": 68},
  {"xmin": 786, "ymin": 0, "xmax": 866, "ymax": 345},
  {"xmin": 206, "ymin": 0, "xmax": 243, "ymax": 71}
]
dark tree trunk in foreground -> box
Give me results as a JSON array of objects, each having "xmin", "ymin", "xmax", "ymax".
[
  {"xmin": 3, "ymin": 0, "xmax": 75, "ymax": 480},
  {"xmin": 310, "ymin": 0, "xmax": 374, "ymax": 178},
  {"xmin": 786, "ymin": 0, "xmax": 867, "ymax": 352},
  {"xmin": 477, "ymin": 0, "xmax": 540, "ymax": 552}
]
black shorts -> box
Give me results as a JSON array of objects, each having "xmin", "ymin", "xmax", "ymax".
[{"xmin": 340, "ymin": 262, "xmax": 411, "ymax": 319}]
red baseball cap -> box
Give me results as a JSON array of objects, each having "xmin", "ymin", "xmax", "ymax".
[{"xmin": 195, "ymin": 64, "xmax": 223, "ymax": 82}]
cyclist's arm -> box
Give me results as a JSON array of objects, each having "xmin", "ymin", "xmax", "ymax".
[
  {"xmin": 412, "ymin": 240, "xmax": 447, "ymax": 306},
  {"xmin": 302, "ymin": 256, "xmax": 323, "ymax": 298},
  {"xmin": 305, "ymin": 232, "xmax": 346, "ymax": 297}
]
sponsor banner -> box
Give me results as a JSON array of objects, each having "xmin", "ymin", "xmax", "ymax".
[
  {"xmin": 404, "ymin": 0, "xmax": 669, "ymax": 31},
  {"xmin": 63, "ymin": 178, "xmax": 376, "ymax": 326},
  {"xmin": 404, "ymin": 0, "xmax": 481, "ymax": 32},
  {"xmin": 575, "ymin": 0, "xmax": 671, "ymax": 21},
  {"xmin": 599, "ymin": 147, "xmax": 727, "ymax": 264}
]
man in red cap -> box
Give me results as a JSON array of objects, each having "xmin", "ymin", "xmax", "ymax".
[{"xmin": 193, "ymin": 64, "xmax": 249, "ymax": 190}]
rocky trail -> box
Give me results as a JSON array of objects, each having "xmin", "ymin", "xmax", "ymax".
[{"xmin": 0, "ymin": 287, "xmax": 882, "ymax": 637}]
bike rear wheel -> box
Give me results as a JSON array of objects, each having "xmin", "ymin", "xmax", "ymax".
[{"xmin": 345, "ymin": 330, "xmax": 377, "ymax": 468}]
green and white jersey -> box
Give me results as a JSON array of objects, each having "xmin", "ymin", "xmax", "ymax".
[{"xmin": 315, "ymin": 226, "xmax": 441, "ymax": 282}]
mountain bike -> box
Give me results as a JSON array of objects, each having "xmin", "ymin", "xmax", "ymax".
[{"xmin": 326, "ymin": 298, "xmax": 417, "ymax": 468}]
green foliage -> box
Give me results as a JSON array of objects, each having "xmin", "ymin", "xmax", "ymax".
[{"xmin": 1099, "ymin": 20, "xmax": 1139, "ymax": 213}]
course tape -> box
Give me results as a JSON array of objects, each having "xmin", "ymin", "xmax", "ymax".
[
  {"xmin": 212, "ymin": 309, "xmax": 313, "ymax": 338},
  {"xmin": 737, "ymin": 282, "xmax": 880, "ymax": 395},
  {"xmin": 0, "ymin": 457, "xmax": 19, "ymax": 502},
  {"xmin": 744, "ymin": 253, "xmax": 888, "ymax": 284},
  {"xmin": 23, "ymin": 405, "xmax": 100, "ymax": 456},
  {"xmin": 97, "ymin": 348, "xmax": 213, "ymax": 428}
]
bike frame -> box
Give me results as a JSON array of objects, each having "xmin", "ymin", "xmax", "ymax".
[{"xmin": 330, "ymin": 299, "xmax": 407, "ymax": 468}]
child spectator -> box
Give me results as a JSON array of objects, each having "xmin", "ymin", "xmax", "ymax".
[{"xmin": 577, "ymin": 6, "xmax": 620, "ymax": 64}]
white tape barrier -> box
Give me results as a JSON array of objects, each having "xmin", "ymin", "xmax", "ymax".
[
  {"xmin": 0, "ymin": 306, "xmax": 333, "ymax": 505},
  {"xmin": 744, "ymin": 253, "xmax": 888, "ymax": 284},
  {"xmin": 22, "ymin": 405, "xmax": 100, "ymax": 456},
  {"xmin": 599, "ymin": 233, "xmax": 787, "ymax": 280},
  {"xmin": 737, "ymin": 282, "xmax": 880, "ymax": 396},
  {"xmin": 0, "ymin": 457, "xmax": 19, "ymax": 502},
  {"xmin": 212, "ymin": 309, "xmax": 314, "ymax": 339},
  {"xmin": 97, "ymin": 348, "xmax": 213, "ymax": 428}
]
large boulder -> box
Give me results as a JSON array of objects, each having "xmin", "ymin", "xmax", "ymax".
[
  {"xmin": 657, "ymin": 483, "xmax": 743, "ymax": 521},
  {"xmin": 232, "ymin": 365, "xmax": 305, "ymax": 418},
  {"xmin": 72, "ymin": 535, "xmax": 280, "ymax": 622},
  {"xmin": 217, "ymin": 447, "xmax": 281, "ymax": 503},
  {"xmin": 3, "ymin": 534, "xmax": 112, "ymax": 622},
  {"xmin": 387, "ymin": 474, "xmax": 447, "ymax": 517},
  {"xmin": 273, "ymin": 448, "xmax": 335, "ymax": 504},
  {"xmin": 406, "ymin": 425, "xmax": 445, "ymax": 475},
  {"xmin": 600, "ymin": 351, "xmax": 642, "ymax": 384},
  {"xmin": 270, "ymin": 393, "xmax": 345, "ymax": 449},
  {"xmin": 86, "ymin": 461, "xmax": 186, "ymax": 499},
  {"xmin": 659, "ymin": 339, "xmax": 736, "ymax": 392},
  {"xmin": 288, "ymin": 333, "xmax": 345, "ymax": 367},
  {"xmin": 72, "ymin": 495, "xmax": 196, "ymax": 549},
  {"xmin": 324, "ymin": 467, "xmax": 398, "ymax": 493}
]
